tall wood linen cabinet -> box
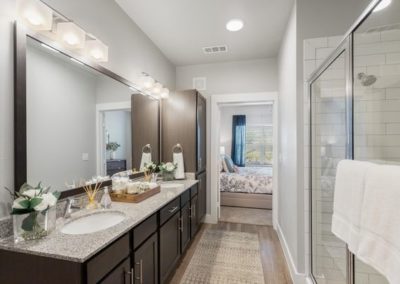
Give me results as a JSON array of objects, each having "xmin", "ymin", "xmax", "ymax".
[{"xmin": 162, "ymin": 90, "xmax": 207, "ymax": 223}]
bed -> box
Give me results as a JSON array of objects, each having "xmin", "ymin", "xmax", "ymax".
[{"xmin": 220, "ymin": 166, "xmax": 273, "ymax": 209}]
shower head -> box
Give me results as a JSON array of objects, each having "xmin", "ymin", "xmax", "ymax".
[{"xmin": 358, "ymin": 72, "xmax": 377, "ymax": 86}]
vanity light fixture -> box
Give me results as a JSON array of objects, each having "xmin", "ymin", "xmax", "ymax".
[
  {"xmin": 85, "ymin": 39, "xmax": 109, "ymax": 62},
  {"xmin": 152, "ymin": 82, "xmax": 163, "ymax": 94},
  {"xmin": 160, "ymin": 88, "xmax": 170, "ymax": 99},
  {"xmin": 140, "ymin": 74, "xmax": 155, "ymax": 90},
  {"xmin": 226, "ymin": 19, "xmax": 244, "ymax": 32},
  {"xmin": 373, "ymin": 0, "xmax": 391, "ymax": 12},
  {"xmin": 17, "ymin": 0, "xmax": 53, "ymax": 31},
  {"xmin": 57, "ymin": 22, "xmax": 86, "ymax": 49}
]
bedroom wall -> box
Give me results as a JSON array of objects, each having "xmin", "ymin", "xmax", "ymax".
[{"xmin": 219, "ymin": 105, "xmax": 273, "ymax": 157}]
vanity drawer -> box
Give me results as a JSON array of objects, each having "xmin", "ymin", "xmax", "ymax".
[
  {"xmin": 87, "ymin": 233, "xmax": 130, "ymax": 284},
  {"xmin": 190, "ymin": 184, "xmax": 198, "ymax": 197},
  {"xmin": 181, "ymin": 190, "xmax": 190, "ymax": 206},
  {"xmin": 133, "ymin": 213, "xmax": 157, "ymax": 249},
  {"xmin": 160, "ymin": 197, "xmax": 180, "ymax": 225}
]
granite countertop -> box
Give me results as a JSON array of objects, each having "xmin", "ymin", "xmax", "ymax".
[{"xmin": 0, "ymin": 180, "xmax": 198, "ymax": 263}]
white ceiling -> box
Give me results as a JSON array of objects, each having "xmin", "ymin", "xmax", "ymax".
[{"xmin": 115, "ymin": 0, "xmax": 294, "ymax": 66}]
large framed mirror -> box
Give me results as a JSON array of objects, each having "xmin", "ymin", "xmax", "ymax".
[{"xmin": 14, "ymin": 24, "xmax": 160, "ymax": 198}]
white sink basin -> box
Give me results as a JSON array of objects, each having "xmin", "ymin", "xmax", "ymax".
[
  {"xmin": 61, "ymin": 211, "xmax": 125, "ymax": 235},
  {"xmin": 160, "ymin": 183, "xmax": 184, "ymax": 189}
]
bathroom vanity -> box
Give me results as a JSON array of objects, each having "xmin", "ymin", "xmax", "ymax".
[{"xmin": 0, "ymin": 180, "xmax": 203, "ymax": 284}]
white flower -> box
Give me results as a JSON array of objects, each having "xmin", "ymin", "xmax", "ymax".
[
  {"xmin": 23, "ymin": 189, "xmax": 41, "ymax": 198},
  {"xmin": 33, "ymin": 198, "xmax": 49, "ymax": 211},
  {"xmin": 165, "ymin": 162, "xmax": 175, "ymax": 172},
  {"xmin": 12, "ymin": 197, "xmax": 27, "ymax": 209},
  {"xmin": 42, "ymin": 193, "xmax": 58, "ymax": 207}
]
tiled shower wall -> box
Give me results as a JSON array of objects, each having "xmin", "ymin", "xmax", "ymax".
[{"xmin": 304, "ymin": 27, "xmax": 400, "ymax": 284}]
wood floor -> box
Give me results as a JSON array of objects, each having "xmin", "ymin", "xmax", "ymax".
[{"xmin": 169, "ymin": 222, "xmax": 293, "ymax": 284}]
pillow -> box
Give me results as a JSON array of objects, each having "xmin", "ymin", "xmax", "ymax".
[
  {"xmin": 224, "ymin": 155, "xmax": 235, "ymax": 173},
  {"xmin": 221, "ymin": 158, "xmax": 229, "ymax": 173}
]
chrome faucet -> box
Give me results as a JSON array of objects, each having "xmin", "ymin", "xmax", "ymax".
[{"xmin": 63, "ymin": 197, "xmax": 82, "ymax": 218}]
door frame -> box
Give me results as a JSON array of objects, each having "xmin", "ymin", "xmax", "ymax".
[
  {"xmin": 208, "ymin": 92, "xmax": 279, "ymax": 227},
  {"xmin": 96, "ymin": 101, "xmax": 131, "ymax": 176}
]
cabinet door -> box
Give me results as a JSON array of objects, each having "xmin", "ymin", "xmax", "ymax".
[
  {"xmin": 197, "ymin": 172, "xmax": 207, "ymax": 222},
  {"xmin": 99, "ymin": 257, "xmax": 131, "ymax": 284},
  {"xmin": 190, "ymin": 195, "xmax": 199, "ymax": 238},
  {"xmin": 196, "ymin": 93, "xmax": 207, "ymax": 172},
  {"xmin": 134, "ymin": 233, "xmax": 158, "ymax": 284},
  {"xmin": 160, "ymin": 212, "xmax": 181, "ymax": 283},
  {"xmin": 181, "ymin": 202, "xmax": 191, "ymax": 253}
]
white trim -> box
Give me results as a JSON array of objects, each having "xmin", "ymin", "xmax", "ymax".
[
  {"xmin": 276, "ymin": 224, "xmax": 307, "ymax": 284},
  {"xmin": 203, "ymin": 214, "xmax": 217, "ymax": 224},
  {"xmin": 208, "ymin": 92, "xmax": 279, "ymax": 226},
  {"xmin": 96, "ymin": 101, "xmax": 131, "ymax": 176}
]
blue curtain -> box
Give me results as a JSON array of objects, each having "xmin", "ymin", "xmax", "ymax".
[{"xmin": 231, "ymin": 115, "xmax": 246, "ymax": 166}]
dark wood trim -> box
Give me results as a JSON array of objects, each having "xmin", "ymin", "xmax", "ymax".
[{"xmin": 14, "ymin": 22, "xmax": 27, "ymax": 191}]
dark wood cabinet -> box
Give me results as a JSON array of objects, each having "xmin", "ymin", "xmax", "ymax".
[
  {"xmin": 106, "ymin": 159, "xmax": 127, "ymax": 176},
  {"xmin": 180, "ymin": 202, "xmax": 191, "ymax": 253},
  {"xmin": 99, "ymin": 257, "xmax": 131, "ymax": 284},
  {"xmin": 197, "ymin": 171, "xmax": 207, "ymax": 223},
  {"xmin": 0, "ymin": 184, "xmax": 202, "ymax": 284},
  {"xmin": 134, "ymin": 233, "xmax": 158, "ymax": 284},
  {"xmin": 162, "ymin": 90, "xmax": 206, "ymax": 173},
  {"xmin": 160, "ymin": 211, "xmax": 181, "ymax": 283},
  {"xmin": 132, "ymin": 94, "xmax": 160, "ymax": 169},
  {"xmin": 190, "ymin": 194, "xmax": 199, "ymax": 238}
]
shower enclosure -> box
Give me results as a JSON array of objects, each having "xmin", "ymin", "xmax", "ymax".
[{"xmin": 308, "ymin": 0, "xmax": 400, "ymax": 283}]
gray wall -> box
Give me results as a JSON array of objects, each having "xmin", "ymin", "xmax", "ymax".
[
  {"xmin": 0, "ymin": 0, "xmax": 175, "ymax": 218},
  {"xmin": 176, "ymin": 58, "xmax": 278, "ymax": 94},
  {"xmin": 26, "ymin": 43, "xmax": 97, "ymax": 191}
]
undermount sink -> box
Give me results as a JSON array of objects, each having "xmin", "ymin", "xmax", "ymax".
[
  {"xmin": 160, "ymin": 183, "xmax": 184, "ymax": 189},
  {"xmin": 61, "ymin": 211, "xmax": 125, "ymax": 235}
]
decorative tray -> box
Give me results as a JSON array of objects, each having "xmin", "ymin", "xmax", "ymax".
[{"xmin": 110, "ymin": 185, "xmax": 160, "ymax": 203}]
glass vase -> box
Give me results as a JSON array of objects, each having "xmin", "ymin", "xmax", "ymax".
[
  {"xmin": 163, "ymin": 171, "xmax": 175, "ymax": 181},
  {"xmin": 13, "ymin": 206, "xmax": 56, "ymax": 243}
]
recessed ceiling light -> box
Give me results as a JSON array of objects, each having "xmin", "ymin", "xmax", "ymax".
[
  {"xmin": 226, "ymin": 19, "xmax": 244, "ymax": 32},
  {"xmin": 373, "ymin": 0, "xmax": 391, "ymax": 12}
]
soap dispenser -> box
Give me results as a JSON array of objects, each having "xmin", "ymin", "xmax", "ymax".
[{"xmin": 100, "ymin": 187, "xmax": 112, "ymax": 209}]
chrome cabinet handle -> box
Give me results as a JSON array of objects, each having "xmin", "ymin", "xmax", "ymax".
[
  {"xmin": 189, "ymin": 206, "xmax": 192, "ymax": 218},
  {"xmin": 135, "ymin": 260, "xmax": 143, "ymax": 284},
  {"xmin": 126, "ymin": 268, "xmax": 134, "ymax": 284},
  {"xmin": 169, "ymin": 206, "xmax": 178, "ymax": 214},
  {"xmin": 193, "ymin": 204, "xmax": 196, "ymax": 218},
  {"xmin": 178, "ymin": 217, "xmax": 184, "ymax": 233}
]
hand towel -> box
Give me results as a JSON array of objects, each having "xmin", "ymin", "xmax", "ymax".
[
  {"xmin": 331, "ymin": 159, "xmax": 374, "ymax": 253},
  {"xmin": 140, "ymin": 152, "xmax": 152, "ymax": 171},
  {"xmin": 357, "ymin": 164, "xmax": 400, "ymax": 284},
  {"xmin": 173, "ymin": 152, "xmax": 185, "ymax": 180}
]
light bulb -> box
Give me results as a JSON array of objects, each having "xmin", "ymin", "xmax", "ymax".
[
  {"xmin": 141, "ymin": 76, "xmax": 155, "ymax": 89},
  {"xmin": 85, "ymin": 39, "xmax": 108, "ymax": 62},
  {"xmin": 17, "ymin": 0, "xmax": 53, "ymax": 31},
  {"xmin": 63, "ymin": 33, "xmax": 79, "ymax": 45},
  {"xmin": 152, "ymin": 82, "xmax": 163, "ymax": 94},
  {"xmin": 226, "ymin": 19, "xmax": 244, "ymax": 32},
  {"xmin": 373, "ymin": 0, "xmax": 391, "ymax": 12},
  {"xmin": 160, "ymin": 88, "xmax": 170, "ymax": 99},
  {"xmin": 57, "ymin": 22, "xmax": 86, "ymax": 49},
  {"xmin": 24, "ymin": 10, "xmax": 43, "ymax": 26}
]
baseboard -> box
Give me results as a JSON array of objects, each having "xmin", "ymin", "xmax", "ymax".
[{"xmin": 276, "ymin": 223, "xmax": 307, "ymax": 284}]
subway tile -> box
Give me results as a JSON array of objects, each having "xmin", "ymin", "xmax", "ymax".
[
  {"xmin": 354, "ymin": 54, "xmax": 385, "ymax": 67},
  {"xmin": 386, "ymin": 53, "xmax": 400, "ymax": 64},
  {"xmin": 328, "ymin": 36, "xmax": 344, "ymax": 48},
  {"xmin": 355, "ymin": 41, "xmax": 400, "ymax": 56},
  {"xmin": 304, "ymin": 60, "xmax": 316, "ymax": 80},
  {"xmin": 367, "ymin": 135, "xmax": 400, "ymax": 146},
  {"xmin": 386, "ymin": 123, "xmax": 400, "ymax": 134},
  {"xmin": 386, "ymin": 88, "xmax": 400, "ymax": 99},
  {"xmin": 316, "ymin": 47, "xmax": 336, "ymax": 60},
  {"xmin": 305, "ymin": 37, "xmax": 328, "ymax": 49},
  {"xmin": 381, "ymin": 29, "xmax": 400, "ymax": 41},
  {"xmin": 354, "ymin": 32, "xmax": 381, "ymax": 44}
]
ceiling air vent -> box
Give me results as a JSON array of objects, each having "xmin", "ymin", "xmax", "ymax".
[
  {"xmin": 193, "ymin": 77, "xmax": 206, "ymax": 91},
  {"xmin": 202, "ymin": 45, "xmax": 228, "ymax": 54}
]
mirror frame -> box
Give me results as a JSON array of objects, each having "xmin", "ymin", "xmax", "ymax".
[{"xmin": 14, "ymin": 22, "xmax": 158, "ymax": 198}]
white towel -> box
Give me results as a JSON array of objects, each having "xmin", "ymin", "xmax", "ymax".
[
  {"xmin": 173, "ymin": 152, "xmax": 185, "ymax": 180},
  {"xmin": 331, "ymin": 159, "xmax": 374, "ymax": 253},
  {"xmin": 140, "ymin": 152, "xmax": 152, "ymax": 171},
  {"xmin": 356, "ymin": 164, "xmax": 400, "ymax": 284}
]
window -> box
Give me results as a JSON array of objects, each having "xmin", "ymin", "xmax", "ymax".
[{"xmin": 245, "ymin": 125, "xmax": 273, "ymax": 166}]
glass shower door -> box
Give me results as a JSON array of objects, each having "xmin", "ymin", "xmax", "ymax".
[{"xmin": 310, "ymin": 48, "xmax": 349, "ymax": 284}]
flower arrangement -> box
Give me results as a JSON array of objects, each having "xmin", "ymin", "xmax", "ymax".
[
  {"xmin": 106, "ymin": 142, "xmax": 120, "ymax": 152},
  {"xmin": 5, "ymin": 182, "xmax": 60, "ymax": 242},
  {"xmin": 142, "ymin": 162, "xmax": 159, "ymax": 182},
  {"xmin": 159, "ymin": 162, "xmax": 177, "ymax": 181}
]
